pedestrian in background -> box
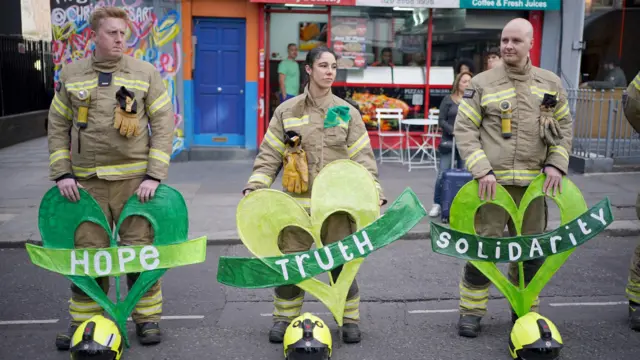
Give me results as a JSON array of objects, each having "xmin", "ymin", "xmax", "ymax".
[{"xmin": 428, "ymin": 71, "xmax": 473, "ymax": 218}]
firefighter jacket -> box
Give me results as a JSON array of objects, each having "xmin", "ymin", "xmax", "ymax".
[
  {"xmin": 453, "ymin": 58, "xmax": 573, "ymax": 187},
  {"xmin": 47, "ymin": 53, "xmax": 174, "ymax": 182},
  {"xmin": 243, "ymin": 86, "xmax": 386, "ymax": 209},
  {"xmin": 624, "ymin": 71, "xmax": 640, "ymax": 133}
]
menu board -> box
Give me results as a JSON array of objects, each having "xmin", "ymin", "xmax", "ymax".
[
  {"xmin": 331, "ymin": 17, "xmax": 368, "ymax": 70},
  {"xmin": 333, "ymin": 86, "xmax": 426, "ymax": 131}
]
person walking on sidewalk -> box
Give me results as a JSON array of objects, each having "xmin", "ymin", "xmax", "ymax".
[
  {"xmin": 452, "ymin": 18, "xmax": 573, "ymax": 338},
  {"xmin": 428, "ymin": 71, "xmax": 472, "ymax": 218},
  {"xmin": 622, "ymin": 71, "xmax": 640, "ymax": 330},
  {"xmin": 47, "ymin": 7, "xmax": 174, "ymax": 349},
  {"xmin": 242, "ymin": 46, "xmax": 386, "ymax": 345}
]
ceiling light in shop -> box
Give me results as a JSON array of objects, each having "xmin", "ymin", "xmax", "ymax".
[
  {"xmin": 393, "ymin": 7, "xmax": 414, "ymax": 11},
  {"xmin": 285, "ymin": 3, "xmax": 314, "ymax": 7}
]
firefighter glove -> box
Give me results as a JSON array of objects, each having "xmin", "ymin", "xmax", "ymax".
[
  {"xmin": 539, "ymin": 103, "xmax": 563, "ymax": 147},
  {"xmin": 114, "ymin": 86, "xmax": 142, "ymax": 138},
  {"xmin": 282, "ymin": 131, "xmax": 309, "ymax": 194}
]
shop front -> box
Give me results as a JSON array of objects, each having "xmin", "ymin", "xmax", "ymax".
[{"xmin": 252, "ymin": 0, "xmax": 560, "ymax": 148}]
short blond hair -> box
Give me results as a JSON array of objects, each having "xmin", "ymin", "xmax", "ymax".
[{"xmin": 90, "ymin": 7, "xmax": 129, "ymax": 31}]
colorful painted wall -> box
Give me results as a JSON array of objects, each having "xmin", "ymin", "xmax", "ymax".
[
  {"xmin": 181, "ymin": 0, "xmax": 259, "ymax": 150},
  {"xmin": 49, "ymin": 0, "xmax": 185, "ymax": 158}
]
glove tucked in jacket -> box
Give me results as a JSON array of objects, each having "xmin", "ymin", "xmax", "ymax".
[
  {"xmin": 282, "ymin": 131, "xmax": 309, "ymax": 194},
  {"xmin": 114, "ymin": 86, "xmax": 143, "ymax": 138},
  {"xmin": 539, "ymin": 93, "xmax": 563, "ymax": 146}
]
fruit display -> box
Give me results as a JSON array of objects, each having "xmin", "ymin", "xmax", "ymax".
[{"xmin": 350, "ymin": 92, "xmax": 410, "ymax": 131}]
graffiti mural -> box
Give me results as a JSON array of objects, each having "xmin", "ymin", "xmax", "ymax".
[{"xmin": 49, "ymin": 0, "xmax": 184, "ymax": 158}]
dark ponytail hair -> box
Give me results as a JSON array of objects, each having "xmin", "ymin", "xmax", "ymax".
[{"xmin": 305, "ymin": 45, "xmax": 337, "ymax": 67}]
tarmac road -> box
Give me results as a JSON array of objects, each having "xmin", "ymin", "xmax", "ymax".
[{"xmin": 1, "ymin": 235, "xmax": 639, "ymax": 360}]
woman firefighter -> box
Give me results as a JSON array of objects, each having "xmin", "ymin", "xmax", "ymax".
[{"xmin": 242, "ymin": 46, "xmax": 386, "ymax": 344}]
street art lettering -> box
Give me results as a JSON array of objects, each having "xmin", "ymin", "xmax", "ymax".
[{"xmin": 50, "ymin": 0, "xmax": 184, "ymax": 157}]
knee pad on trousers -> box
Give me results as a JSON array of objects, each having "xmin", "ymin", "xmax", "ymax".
[
  {"xmin": 71, "ymin": 277, "xmax": 109, "ymax": 296},
  {"xmin": 463, "ymin": 262, "xmax": 491, "ymax": 287},
  {"xmin": 330, "ymin": 265, "xmax": 359, "ymax": 299},
  {"xmin": 510, "ymin": 258, "xmax": 545, "ymax": 284},
  {"xmin": 275, "ymin": 284, "xmax": 303, "ymax": 300}
]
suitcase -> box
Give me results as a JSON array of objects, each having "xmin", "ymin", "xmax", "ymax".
[{"xmin": 440, "ymin": 138, "xmax": 473, "ymax": 223}]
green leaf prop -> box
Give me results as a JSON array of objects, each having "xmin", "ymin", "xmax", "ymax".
[
  {"xmin": 26, "ymin": 184, "xmax": 207, "ymax": 347},
  {"xmin": 429, "ymin": 174, "xmax": 614, "ymax": 316},
  {"xmin": 217, "ymin": 160, "xmax": 427, "ymax": 325}
]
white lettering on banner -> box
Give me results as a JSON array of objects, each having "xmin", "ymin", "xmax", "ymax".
[
  {"xmin": 276, "ymin": 259, "xmax": 290, "ymax": 281},
  {"xmin": 275, "ymin": 231, "xmax": 378, "ymax": 281},
  {"xmin": 140, "ymin": 246, "xmax": 160, "ymax": 270},
  {"xmin": 295, "ymin": 254, "xmax": 310, "ymax": 278},
  {"xmin": 355, "ymin": 0, "xmax": 460, "ymax": 8},
  {"xmin": 94, "ymin": 251, "xmax": 112, "ymax": 276},
  {"xmin": 71, "ymin": 250, "xmax": 89, "ymax": 275},
  {"xmin": 69, "ymin": 246, "xmax": 161, "ymax": 275},
  {"xmin": 433, "ymin": 206, "xmax": 612, "ymax": 262}
]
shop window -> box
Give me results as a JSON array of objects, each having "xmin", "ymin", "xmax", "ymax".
[
  {"xmin": 330, "ymin": 7, "xmax": 429, "ymax": 132},
  {"xmin": 428, "ymin": 8, "xmax": 526, "ymax": 109}
]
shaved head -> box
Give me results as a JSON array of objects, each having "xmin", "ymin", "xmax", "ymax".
[{"xmin": 500, "ymin": 18, "xmax": 534, "ymax": 68}]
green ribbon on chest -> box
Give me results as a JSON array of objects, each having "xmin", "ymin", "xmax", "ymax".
[{"xmin": 324, "ymin": 106, "xmax": 351, "ymax": 129}]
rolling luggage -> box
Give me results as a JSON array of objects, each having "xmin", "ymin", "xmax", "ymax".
[{"xmin": 440, "ymin": 137, "xmax": 473, "ymax": 223}]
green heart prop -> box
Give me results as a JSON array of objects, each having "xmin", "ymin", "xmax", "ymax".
[
  {"xmin": 429, "ymin": 174, "xmax": 613, "ymax": 316},
  {"xmin": 221, "ymin": 159, "xmax": 426, "ymax": 326},
  {"xmin": 26, "ymin": 184, "xmax": 207, "ymax": 347}
]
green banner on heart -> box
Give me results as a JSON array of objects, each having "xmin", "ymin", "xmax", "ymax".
[
  {"xmin": 217, "ymin": 160, "xmax": 427, "ymax": 325},
  {"xmin": 27, "ymin": 184, "xmax": 207, "ymax": 347},
  {"xmin": 429, "ymin": 174, "xmax": 613, "ymax": 316}
]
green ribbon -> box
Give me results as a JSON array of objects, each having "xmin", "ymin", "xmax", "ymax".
[
  {"xmin": 324, "ymin": 105, "xmax": 351, "ymax": 128},
  {"xmin": 26, "ymin": 237, "xmax": 206, "ymax": 277},
  {"xmin": 430, "ymin": 198, "xmax": 613, "ymax": 262},
  {"xmin": 217, "ymin": 188, "xmax": 426, "ymax": 288}
]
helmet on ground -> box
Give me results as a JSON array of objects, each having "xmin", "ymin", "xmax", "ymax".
[
  {"xmin": 509, "ymin": 312, "xmax": 563, "ymax": 360},
  {"xmin": 283, "ymin": 312, "xmax": 332, "ymax": 360},
  {"xmin": 70, "ymin": 315, "xmax": 123, "ymax": 360}
]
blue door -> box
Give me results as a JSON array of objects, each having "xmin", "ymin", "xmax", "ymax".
[{"xmin": 194, "ymin": 18, "xmax": 246, "ymax": 146}]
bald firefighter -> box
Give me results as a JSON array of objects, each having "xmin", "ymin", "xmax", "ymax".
[
  {"xmin": 48, "ymin": 7, "xmax": 174, "ymax": 348},
  {"xmin": 243, "ymin": 46, "xmax": 385, "ymax": 344},
  {"xmin": 623, "ymin": 71, "xmax": 640, "ymax": 330},
  {"xmin": 453, "ymin": 18, "xmax": 573, "ymax": 338}
]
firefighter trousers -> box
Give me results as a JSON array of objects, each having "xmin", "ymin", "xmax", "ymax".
[
  {"xmin": 273, "ymin": 212, "xmax": 360, "ymax": 324},
  {"xmin": 459, "ymin": 185, "xmax": 546, "ymax": 317},
  {"xmin": 68, "ymin": 177, "xmax": 162, "ymax": 326},
  {"xmin": 625, "ymin": 194, "xmax": 640, "ymax": 304}
]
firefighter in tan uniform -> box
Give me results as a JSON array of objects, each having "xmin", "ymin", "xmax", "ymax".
[
  {"xmin": 48, "ymin": 7, "xmax": 174, "ymax": 349},
  {"xmin": 243, "ymin": 46, "xmax": 385, "ymax": 344},
  {"xmin": 623, "ymin": 71, "xmax": 640, "ymax": 330},
  {"xmin": 453, "ymin": 18, "xmax": 573, "ymax": 338}
]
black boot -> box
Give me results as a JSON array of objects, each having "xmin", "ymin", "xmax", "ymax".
[
  {"xmin": 136, "ymin": 322, "xmax": 162, "ymax": 345},
  {"xmin": 629, "ymin": 301, "xmax": 640, "ymax": 331},
  {"xmin": 269, "ymin": 321, "xmax": 290, "ymax": 343},
  {"xmin": 55, "ymin": 324, "xmax": 78, "ymax": 350},
  {"xmin": 342, "ymin": 323, "xmax": 361, "ymax": 343},
  {"xmin": 458, "ymin": 315, "xmax": 482, "ymax": 338}
]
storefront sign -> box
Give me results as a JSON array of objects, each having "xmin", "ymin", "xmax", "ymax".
[
  {"xmin": 250, "ymin": 0, "xmax": 356, "ymax": 5},
  {"xmin": 355, "ymin": 0, "xmax": 460, "ymax": 7},
  {"xmin": 460, "ymin": 0, "xmax": 560, "ymax": 10}
]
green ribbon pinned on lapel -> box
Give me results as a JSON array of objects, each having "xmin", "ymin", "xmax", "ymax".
[
  {"xmin": 429, "ymin": 174, "xmax": 613, "ymax": 317},
  {"xmin": 324, "ymin": 105, "xmax": 351, "ymax": 129},
  {"xmin": 26, "ymin": 184, "xmax": 207, "ymax": 347}
]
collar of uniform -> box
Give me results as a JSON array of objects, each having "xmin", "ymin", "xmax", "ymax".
[
  {"xmin": 303, "ymin": 85, "xmax": 334, "ymax": 109},
  {"xmin": 90, "ymin": 52, "xmax": 125, "ymax": 73},
  {"xmin": 504, "ymin": 57, "xmax": 532, "ymax": 81}
]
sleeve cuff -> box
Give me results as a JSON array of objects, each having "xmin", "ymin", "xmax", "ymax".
[
  {"xmin": 144, "ymin": 174, "xmax": 161, "ymax": 182},
  {"xmin": 54, "ymin": 173, "xmax": 75, "ymax": 182}
]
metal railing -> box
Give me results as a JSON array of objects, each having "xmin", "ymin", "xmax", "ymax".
[
  {"xmin": 567, "ymin": 88, "xmax": 640, "ymax": 164},
  {"xmin": 0, "ymin": 35, "xmax": 54, "ymax": 117}
]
